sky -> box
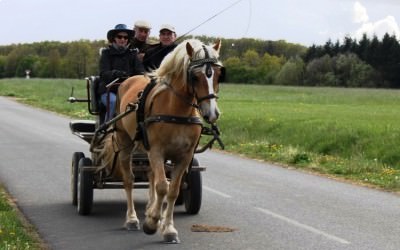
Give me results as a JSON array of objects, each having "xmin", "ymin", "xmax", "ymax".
[{"xmin": 1, "ymin": 0, "xmax": 400, "ymax": 46}]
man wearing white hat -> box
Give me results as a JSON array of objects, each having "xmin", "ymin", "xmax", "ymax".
[
  {"xmin": 143, "ymin": 24, "xmax": 177, "ymax": 72},
  {"xmin": 132, "ymin": 20, "xmax": 155, "ymax": 61}
]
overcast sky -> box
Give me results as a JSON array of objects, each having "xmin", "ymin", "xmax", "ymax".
[{"xmin": 1, "ymin": 0, "xmax": 400, "ymax": 46}]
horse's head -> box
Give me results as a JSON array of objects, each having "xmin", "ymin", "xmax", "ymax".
[{"xmin": 186, "ymin": 40, "xmax": 224, "ymax": 124}]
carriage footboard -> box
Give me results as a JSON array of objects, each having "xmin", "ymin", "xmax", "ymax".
[{"xmin": 69, "ymin": 120, "xmax": 96, "ymax": 144}]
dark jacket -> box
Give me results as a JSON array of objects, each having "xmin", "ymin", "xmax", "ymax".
[
  {"xmin": 143, "ymin": 43, "xmax": 177, "ymax": 72},
  {"xmin": 98, "ymin": 45, "xmax": 145, "ymax": 95},
  {"xmin": 131, "ymin": 38, "xmax": 157, "ymax": 53}
]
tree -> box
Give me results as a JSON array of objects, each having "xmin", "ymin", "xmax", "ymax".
[
  {"xmin": 0, "ymin": 56, "xmax": 6, "ymax": 78},
  {"xmin": 379, "ymin": 34, "xmax": 400, "ymax": 87},
  {"xmin": 47, "ymin": 49, "xmax": 61, "ymax": 77},
  {"xmin": 275, "ymin": 56, "xmax": 305, "ymax": 85},
  {"xmin": 242, "ymin": 49, "xmax": 260, "ymax": 67},
  {"xmin": 63, "ymin": 41, "xmax": 92, "ymax": 78},
  {"xmin": 259, "ymin": 52, "xmax": 285, "ymax": 84},
  {"xmin": 15, "ymin": 55, "xmax": 39, "ymax": 77},
  {"xmin": 223, "ymin": 56, "xmax": 243, "ymax": 83},
  {"xmin": 304, "ymin": 54, "xmax": 334, "ymax": 86},
  {"xmin": 334, "ymin": 53, "xmax": 377, "ymax": 87},
  {"xmin": 355, "ymin": 33, "xmax": 370, "ymax": 61},
  {"xmin": 341, "ymin": 36, "xmax": 356, "ymax": 53}
]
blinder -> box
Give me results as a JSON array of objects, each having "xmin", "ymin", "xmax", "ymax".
[{"xmin": 218, "ymin": 66, "xmax": 226, "ymax": 83}]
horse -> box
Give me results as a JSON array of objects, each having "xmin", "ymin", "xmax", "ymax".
[{"xmin": 98, "ymin": 38, "xmax": 224, "ymax": 243}]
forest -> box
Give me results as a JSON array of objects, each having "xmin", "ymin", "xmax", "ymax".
[{"xmin": 0, "ymin": 33, "xmax": 399, "ymax": 88}]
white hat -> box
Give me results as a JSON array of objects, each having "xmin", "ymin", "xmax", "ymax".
[
  {"xmin": 134, "ymin": 20, "xmax": 151, "ymax": 29},
  {"xmin": 159, "ymin": 24, "xmax": 175, "ymax": 33}
]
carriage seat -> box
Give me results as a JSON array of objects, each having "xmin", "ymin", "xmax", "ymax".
[
  {"xmin": 87, "ymin": 76, "xmax": 106, "ymax": 124},
  {"xmin": 87, "ymin": 76, "xmax": 102, "ymax": 113}
]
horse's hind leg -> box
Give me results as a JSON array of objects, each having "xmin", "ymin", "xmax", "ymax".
[
  {"xmin": 123, "ymin": 180, "xmax": 140, "ymax": 230},
  {"xmin": 121, "ymin": 158, "xmax": 140, "ymax": 231}
]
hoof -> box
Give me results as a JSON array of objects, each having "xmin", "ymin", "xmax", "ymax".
[
  {"xmin": 125, "ymin": 221, "xmax": 140, "ymax": 231},
  {"xmin": 163, "ymin": 234, "xmax": 180, "ymax": 244},
  {"xmin": 143, "ymin": 222, "xmax": 157, "ymax": 235}
]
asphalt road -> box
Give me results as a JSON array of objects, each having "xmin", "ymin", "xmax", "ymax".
[{"xmin": 1, "ymin": 96, "xmax": 400, "ymax": 250}]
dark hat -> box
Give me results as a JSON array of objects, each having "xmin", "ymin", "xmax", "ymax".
[{"xmin": 107, "ymin": 24, "xmax": 133, "ymax": 42}]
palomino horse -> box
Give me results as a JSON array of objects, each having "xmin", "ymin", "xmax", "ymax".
[{"xmin": 98, "ymin": 39, "xmax": 224, "ymax": 243}]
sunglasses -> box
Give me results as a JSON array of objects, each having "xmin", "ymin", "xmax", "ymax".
[{"xmin": 116, "ymin": 35, "xmax": 129, "ymax": 40}]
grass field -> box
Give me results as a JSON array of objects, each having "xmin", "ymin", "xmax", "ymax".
[
  {"xmin": 218, "ymin": 84, "xmax": 400, "ymax": 190},
  {"xmin": 1, "ymin": 77, "xmax": 400, "ymax": 248}
]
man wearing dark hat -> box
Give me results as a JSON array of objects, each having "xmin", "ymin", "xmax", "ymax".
[
  {"xmin": 98, "ymin": 23, "xmax": 144, "ymax": 122},
  {"xmin": 143, "ymin": 24, "xmax": 177, "ymax": 72}
]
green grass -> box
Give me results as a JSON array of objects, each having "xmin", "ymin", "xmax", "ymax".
[
  {"xmin": 0, "ymin": 78, "xmax": 91, "ymax": 119},
  {"xmin": 1, "ymin": 78, "xmax": 400, "ymax": 247},
  {"xmin": 0, "ymin": 186, "xmax": 43, "ymax": 249},
  {"xmin": 217, "ymin": 84, "xmax": 400, "ymax": 189}
]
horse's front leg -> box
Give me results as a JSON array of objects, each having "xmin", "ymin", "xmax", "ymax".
[
  {"xmin": 143, "ymin": 157, "xmax": 168, "ymax": 235},
  {"xmin": 146, "ymin": 171, "xmax": 155, "ymax": 211},
  {"xmin": 160, "ymin": 165, "xmax": 186, "ymax": 244},
  {"xmin": 120, "ymin": 157, "xmax": 140, "ymax": 231}
]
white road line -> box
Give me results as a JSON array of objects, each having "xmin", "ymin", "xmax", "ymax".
[
  {"xmin": 255, "ymin": 207, "xmax": 351, "ymax": 245},
  {"xmin": 204, "ymin": 186, "xmax": 232, "ymax": 198}
]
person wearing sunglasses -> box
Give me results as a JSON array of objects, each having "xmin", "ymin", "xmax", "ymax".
[
  {"xmin": 143, "ymin": 24, "xmax": 177, "ymax": 72},
  {"xmin": 98, "ymin": 24, "xmax": 145, "ymax": 122}
]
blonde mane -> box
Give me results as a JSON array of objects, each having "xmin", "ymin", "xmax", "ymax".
[
  {"xmin": 146, "ymin": 39, "xmax": 222, "ymax": 100},
  {"xmin": 153, "ymin": 39, "xmax": 219, "ymax": 85}
]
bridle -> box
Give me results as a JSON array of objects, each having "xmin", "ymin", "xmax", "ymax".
[
  {"xmin": 161, "ymin": 45, "xmax": 222, "ymax": 109},
  {"xmin": 187, "ymin": 45, "xmax": 221, "ymax": 104}
]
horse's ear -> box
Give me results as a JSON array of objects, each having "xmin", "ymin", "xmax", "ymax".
[
  {"xmin": 213, "ymin": 39, "xmax": 221, "ymax": 53},
  {"xmin": 186, "ymin": 42, "xmax": 194, "ymax": 58}
]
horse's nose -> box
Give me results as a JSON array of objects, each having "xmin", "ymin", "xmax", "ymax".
[{"xmin": 206, "ymin": 110, "xmax": 219, "ymax": 124}]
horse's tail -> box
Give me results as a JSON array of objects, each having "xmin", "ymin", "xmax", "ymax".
[{"xmin": 97, "ymin": 134, "xmax": 116, "ymax": 172}]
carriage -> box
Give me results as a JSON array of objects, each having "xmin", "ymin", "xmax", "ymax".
[{"xmin": 68, "ymin": 39, "xmax": 225, "ymax": 243}]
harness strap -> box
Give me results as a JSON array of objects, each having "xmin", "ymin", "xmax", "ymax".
[
  {"xmin": 136, "ymin": 79, "xmax": 157, "ymax": 125},
  {"xmin": 197, "ymin": 93, "xmax": 218, "ymax": 103},
  {"xmin": 145, "ymin": 115, "xmax": 203, "ymax": 125},
  {"xmin": 188, "ymin": 58, "xmax": 217, "ymax": 68},
  {"xmin": 133, "ymin": 79, "xmax": 158, "ymax": 149}
]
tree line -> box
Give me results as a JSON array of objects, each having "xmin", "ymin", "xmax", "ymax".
[{"xmin": 0, "ymin": 33, "xmax": 399, "ymax": 88}]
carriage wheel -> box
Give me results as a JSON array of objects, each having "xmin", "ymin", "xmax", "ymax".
[
  {"xmin": 175, "ymin": 188, "xmax": 184, "ymax": 205},
  {"xmin": 77, "ymin": 157, "xmax": 94, "ymax": 215},
  {"xmin": 183, "ymin": 158, "xmax": 202, "ymax": 214},
  {"xmin": 71, "ymin": 152, "xmax": 85, "ymax": 206}
]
